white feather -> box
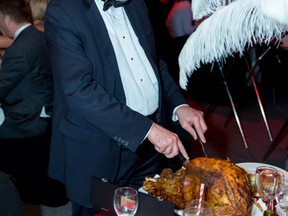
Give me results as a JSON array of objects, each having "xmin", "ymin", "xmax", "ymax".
[
  {"xmin": 260, "ymin": 0, "xmax": 288, "ymax": 28},
  {"xmin": 192, "ymin": 0, "xmax": 236, "ymax": 20},
  {"xmin": 179, "ymin": 0, "xmax": 288, "ymax": 90}
]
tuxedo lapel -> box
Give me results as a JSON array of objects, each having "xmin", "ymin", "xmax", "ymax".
[
  {"xmin": 85, "ymin": 1, "xmax": 115, "ymax": 55},
  {"xmin": 84, "ymin": 0, "xmax": 120, "ymax": 74},
  {"xmin": 84, "ymin": 0, "xmax": 126, "ymax": 102},
  {"xmin": 84, "ymin": 0, "xmax": 150, "ymax": 67},
  {"xmin": 124, "ymin": 1, "xmax": 150, "ymax": 55}
]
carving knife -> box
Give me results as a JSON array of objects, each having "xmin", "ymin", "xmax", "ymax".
[
  {"xmin": 177, "ymin": 128, "xmax": 208, "ymax": 165},
  {"xmin": 195, "ymin": 128, "xmax": 208, "ymax": 157}
]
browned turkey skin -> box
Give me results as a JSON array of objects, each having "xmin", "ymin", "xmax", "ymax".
[{"xmin": 142, "ymin": 157, "xmax": 253, "ymax": 216}]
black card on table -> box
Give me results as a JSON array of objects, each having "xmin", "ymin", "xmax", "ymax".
[{"xmin": 91, "ymin": 177, "xmax": 175, "ymax": 216}]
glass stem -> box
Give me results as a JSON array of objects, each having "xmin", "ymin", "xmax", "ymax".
[{"xmin": 268, "ymin": 199, "xmax": 274, "ymax": 211}]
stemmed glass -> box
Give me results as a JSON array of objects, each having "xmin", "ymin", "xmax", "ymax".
[
  {"xmin": 276, "ymin": 175, "xmax": 288, "ymax": 216},
  {"xmin": 255, "ymin": 166, "xmax": 278, "ymax": 211},
  {"xmin": 113, "ymin": 187, "xmax": 139, "ymax": 216},
  {"xmin": 278, "ymin": 193, "xmax": 288, "ymax": 215}
]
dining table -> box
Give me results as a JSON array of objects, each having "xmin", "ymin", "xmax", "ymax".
[{"xmin": 91, "ymin": 161, "xmax": 288, "ymax": 216}]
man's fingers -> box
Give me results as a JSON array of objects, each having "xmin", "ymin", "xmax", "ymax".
[
  {"xmin": 178, "ymin": 143, "xmax": 189, "ymax": 160},
  {"xmin": 193, "ymin": 124, "xmax": 206, "ymax": 143}
]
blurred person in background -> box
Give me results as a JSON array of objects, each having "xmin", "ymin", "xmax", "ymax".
[
  {"xmin": 0, "ymin": 0, "xmax": 70, "ymax": 215},
  {"xmin": 30, "ymin": 0, "xmax": 48, "ymax": 32},
  {"xmin": 0, "ymin": 34, "xmax": 12, "ymax": 61},
  {"xmin": 0, "ymin": 0, "xmax": 48, "ymax": 65},
  {"xmin": 166, "ymin": 0, "xmax": 196, "ymax": 50},
  {"xmin": 165, "ymin": 0, "xmax": 197, "ymax": 83},
  {"xmin": 0, "ymin": 0, "xmax": 48, "ymax": 64}
]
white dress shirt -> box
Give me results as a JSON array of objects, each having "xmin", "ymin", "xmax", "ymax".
[
  {"xmin": 14, "ymin": 23, "xmax": 31, "ymax": 39},
  {"xmin": 94, "ymin": 0, "xmax": 159, "ymax": 116}
]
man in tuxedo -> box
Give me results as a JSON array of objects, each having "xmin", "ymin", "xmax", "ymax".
[
  {"xmin": 0, "ymin": 0, "xmax": 68, "ymax": 210},
  {"xmin": 45, "ymin": 0, "xmax": 207, "ymax": 215}
]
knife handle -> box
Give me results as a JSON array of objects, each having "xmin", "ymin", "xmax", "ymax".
[{"xmin": 177, "ymin": 152, "xmax": 189, "ymax": 164}]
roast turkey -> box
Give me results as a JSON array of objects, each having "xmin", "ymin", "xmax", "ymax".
[{"xmin": 142, "ymin": 157, "xmax": 253, "ymax": 216}]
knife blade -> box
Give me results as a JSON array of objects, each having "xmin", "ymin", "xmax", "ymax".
[
  {"xmin": 194, "ymin": 128, "xmax": 208, "ymax": 157},
  {"xmin": 176, "ymin": 127, "xmax": 208, "ymax": 166}
]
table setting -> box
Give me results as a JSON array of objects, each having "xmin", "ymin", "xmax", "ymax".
[
  {"xmin": 91, "ymin": 158, "xmax": 288, "ymax": 216},
  {"xmin": 237, "ymin": 162, "xmax": 288, "ymax": 216}
]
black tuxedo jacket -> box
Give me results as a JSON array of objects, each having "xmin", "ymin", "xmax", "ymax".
[
  {"xmin": 45, "ymin": 0, "xmax": 187, "ymax": 207},
  {"xmin": 0, "ymin": 25, "xmax": 53, "ymax": 138}
]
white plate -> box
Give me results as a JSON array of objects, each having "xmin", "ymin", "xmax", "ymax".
[
  {"xmin": 175, "ymin": 203, "xmax": 265, "ymax": 216},
  {"xmin": 236, "ymin": 162, "xmax": 288, "ymax": 177},
  {"xmin": 237, "ymin": 162, "xmax": 288, "ymax": 216}
]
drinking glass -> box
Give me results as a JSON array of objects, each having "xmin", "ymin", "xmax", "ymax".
[
  {"xmin": 278, "ymin": 193, "xmax": 288, "ymax": 216},
  {"xmin": 113, "ymin": 187, "xmax": 139, "ymax": 216},
  {"xmin": 276, "ymin": 171, "xmax": 286, "ymax": 199},
  {"xmin": 277, "ymin": 177, "xmax": 288, "ymax": 216},
  {"xmin": 183, "ymin": 199, "xmax": 213, "ymax": 216},
  {"xmin": 255, "ymin": 166, "xmax": 278, "ymax": 211}
]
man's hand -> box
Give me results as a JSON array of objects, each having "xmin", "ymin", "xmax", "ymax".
[
  {"xmin": 147, "ymin": 123, "xmax": 189, "ymax": 160},
  {"xmin": 176, "ymin": 106, "xmax": 207, "ymax": 143}
]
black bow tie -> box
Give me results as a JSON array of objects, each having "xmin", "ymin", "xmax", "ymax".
[{"xmin": 101, "ymin": 0, "xmax": 130, "ymax": 11}]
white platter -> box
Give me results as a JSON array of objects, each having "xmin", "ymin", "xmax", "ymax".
[{"xmin": 236, "ymin": 162, "xmax": 288, "ymax": 178}]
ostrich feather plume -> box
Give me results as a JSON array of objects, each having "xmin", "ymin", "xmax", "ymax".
[
  {"xmin": 179, "ymin": 0, "xmax": 288, "ymax": 90},
  {"xmin": 260, "ymin": 0, "xmax": 288, "ymax": 28},
  {"xmin": 192, "ymin": 0, "xmax": 236, "ymax": 20}
]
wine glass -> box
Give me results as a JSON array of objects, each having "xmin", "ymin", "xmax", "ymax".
[
  {"xmin": 183, "ymin": 199, "xmax": 213, "ymax": 216},
  {"xmin": 255, "ymin": 166, "xmax": 278, "ymax": 211},
  {"xmin": 276, "ymin": 171, "xmax": 285, "ymax": 199},
  {"xmin": 276, "ymin": 176, "xmax": 288, "ymax": 216},
  {"xmin": 278, "ymin": 193, "xmax": 288, "ymax": 216},
  {"xmin": 113, "ymin": 187, "xmax": 139, "ymax": 216}
]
